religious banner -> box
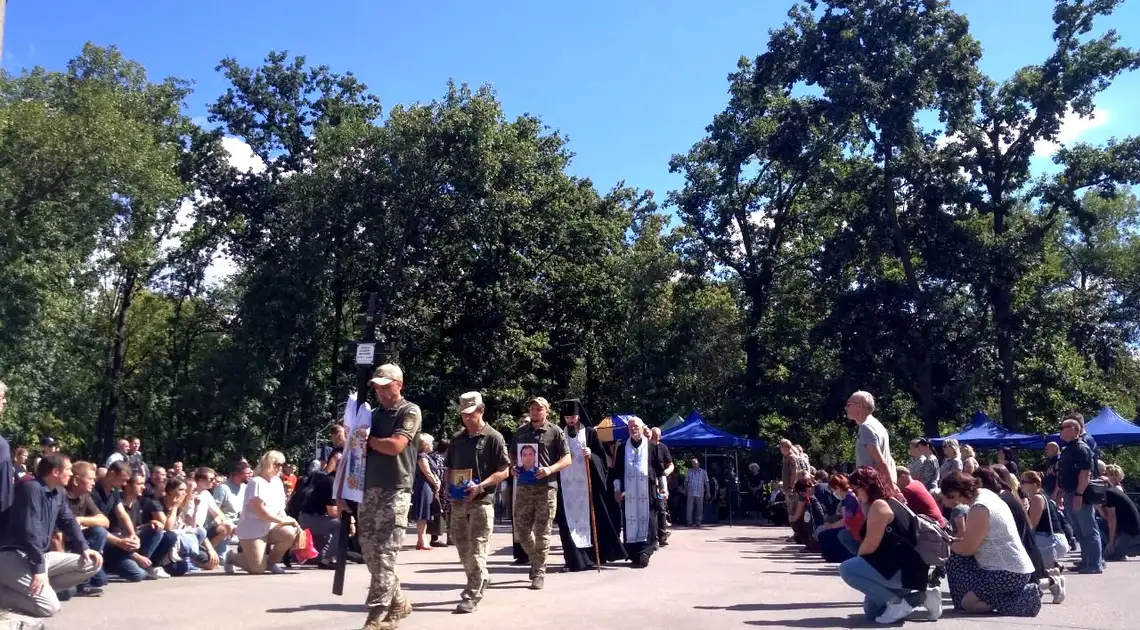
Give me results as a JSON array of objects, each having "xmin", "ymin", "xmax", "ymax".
[{"xmin": 333, "ymin": 394, "xmax": 370, "ymax": 503}]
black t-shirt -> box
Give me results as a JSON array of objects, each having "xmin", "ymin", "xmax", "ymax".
[
  {"xmin": 114, "ymin": 497, "xmax": 143, "ymax": 534},
  {"xmin": 91, "ymin": 483, "xmax": 122, "ymax": 518},
  {"xmin": 1104, "ymin": 487, "xmax": 1140, "ymax": 536},
  {"xmin": 1058, "ymin": 439, "xmax": 1094, "ymax": 493},
  {"xmin": 140, "ymin": 497, "xmax": 165, "ymax": 524},
  {"xmin": 302, "ymin": 472, "xmax": 336, "ymax": 515},
  {"xmin": 657, "ymin": 443, "xmax": 674, "ymax": 468},
  {"xmin": 67, "ymin": 492, "xmax": 101, "ymax": 519}
]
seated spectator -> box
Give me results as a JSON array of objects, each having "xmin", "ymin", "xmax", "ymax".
[
  {"xmin": 1097, "ymin": 478, "xmax": 1140, "ymax": 562},
  {"xmin": 1020, "ymin": 471, "xmax": 1070, "ymax": 570},
  {"xmin": 106, "ymin": 473, "xmax": 177, "ymax": 580},
  {"xmin": 298, "ymin": 451, "xmax": 342, "ymax": 568},
  {"xmin": 788, "ymin": 477, "xmax": 819, "ymax": 551},
  {"xmin": 145, "ymin": 466, "xmax": 166, "ymax": 499},
  {"xmin": 190, "ymin": 467, "xmax": 235, "ymax": 557},
  {"xmin": 896, "ymin": 467, "xmax": 946, "ymax": 527},
  {"xmin": 816, "ymin": 474, "xmax": 859, "ymax": 563},
  {"xmin": 225, "ymin": 450, "xmax": 300, "ymax": 575},
  {"xmin": 63, "ymin": 460, "xmax": 109, "ymax": 596},
  {"xmin": 158, "ymin": 478, "xmax": 219, "ymax": 574},
  {"xmin": 940, "ymin": 471, "xmax": 1046, "ymax": 616},
  {"xmin": 0, "ymin": 454, "xmax": 102, "ymax": 618},
  {"xmin": 838, "ymin": 466, "xmax": 939, "ymax": 623},
  {"xmin": 93, "ymin": 461, "xmax": 141, "ymax": 587},
  {"xmin": 213, "ymin": 461, "xmax": 250, "ymax": 526}
]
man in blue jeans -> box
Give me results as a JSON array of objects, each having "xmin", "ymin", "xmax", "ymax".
[
  {"xmin": 1058, "ymin": 416, "xmax": 1103, "ymax": 574},
  {"xmin": 64, "ymin": 460, "xmax": 109, "ymax": 595},
  {"xmin": 104, "ymin": 473, "xmax": 178, "ymax": 580}
]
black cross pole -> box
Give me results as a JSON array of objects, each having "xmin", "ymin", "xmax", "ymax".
[{"xmin": 332, "ymin": 292, "xmax": 384, "ymax": 596}]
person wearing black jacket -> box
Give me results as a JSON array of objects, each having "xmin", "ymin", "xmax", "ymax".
[
  {"xmin": 298, "ymin": 451, "xmax": 342, "ymax": 567},
  {"xmin": 0, "ymin": 454, "xmax": 103, "ymax": 618}
]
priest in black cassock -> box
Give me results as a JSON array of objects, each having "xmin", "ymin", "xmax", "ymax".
[
  {"xmin": 612, "ymin": 416, "xmax": 668, "ymax": 568},
  {"xmin": 554, "ymin": 400, "xmax": 626, "ymax": 572}
]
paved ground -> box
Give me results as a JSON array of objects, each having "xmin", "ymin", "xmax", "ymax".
[{"xmin": 45, "ymin": 523, "xmax": 1138, "ymax": 629}]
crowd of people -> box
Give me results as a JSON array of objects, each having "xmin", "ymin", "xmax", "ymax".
[
  {"xmin": 1, "ymin": 377, "xmax": 1135, "ymax": 629},
  {"xmin": 0, "ymin": 379, "xmax": 357, "ymax": 626},
  {"xmin": 773, "ymin": 390, "xmax": 1140, "ymax": 624}
]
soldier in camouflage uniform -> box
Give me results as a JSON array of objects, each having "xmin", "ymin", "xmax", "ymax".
[
  {"xmin": 357, "ymin": 364, "xmax": 422, "ymax": 630},
  {"xmin": 446, "ymin": 391, "xmax": 511, "ymax": 614},
  {"xmin": 510, "ymin": 397, "xmax": 572, "ymax": 590}
]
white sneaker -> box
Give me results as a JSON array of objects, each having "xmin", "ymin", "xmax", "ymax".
[
  {"xmin": 923, "ymin": 587, "xmax": 943, "ymax": 620},
  {"xmin": 875, "ymin": 599, "xmax": 915, "ymax": 624},
  {"xmin": 147, "ymin": 566, "xmax": 170, "ymax": 579},
  {"xmin": 1049, "ymin": 576, "xmax": 1066, "ymax": 604},
  {"xmin": 268, "ymin": 563, "xmax": 285, "ymax": 575}
]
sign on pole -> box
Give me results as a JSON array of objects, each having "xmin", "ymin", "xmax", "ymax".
[{"xmin": 354, "ymin": 342, "xmax": 375, "ymax": 366}]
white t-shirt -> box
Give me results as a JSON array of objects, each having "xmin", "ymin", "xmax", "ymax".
[
  {"xmin": 235, "ymin": 476, "xmax": 288, "ymax": 540},
  {"xmin": 191, "ymin": 490, "xmax": 220, "ymax": 528}
]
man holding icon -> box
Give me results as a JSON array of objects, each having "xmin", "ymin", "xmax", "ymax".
[
  {"xmin": 510, "ymin": 397, "xmax": 571, "ymax": 590},
  {"xmin": 445, "ymin": 391, "xmax": 511, "ymax": 614}
]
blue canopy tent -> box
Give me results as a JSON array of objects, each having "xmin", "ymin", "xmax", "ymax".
[
  {"xmin": 1082, "ymin": 407, "xmax": 1140, "ymax": 446},
  {"xmin": 929, "ymin": 411, "xmax": 1046, "ymax": 449},
  {"xmin": 659, "ymin": 410, "xmax": 765, "ymax": 526},
  {"xmin": 659, "ymin": 410, "xmax": 764, "ymax": 450}
]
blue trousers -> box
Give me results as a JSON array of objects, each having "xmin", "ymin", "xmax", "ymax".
[
  {"xmin": 104, "ymin": 526, "xmax": 178, "ymax": 581},
  {"xmin": 82, "ymin": 526, "xmax": 109, "ymax": 587},
  {"xmin": 839, "ymin": 557, "xmax": 908, "ymax": 619},
  {"xmin": 1063, "ymin": 492, "xmax": 1103, "ymax": 573},
  {"xmin": 818, "ymin": 527, "xmax": 855, "ymax": 563}
]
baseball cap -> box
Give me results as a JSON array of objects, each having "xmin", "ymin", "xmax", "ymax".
[
  {"xmin": 369, "ymin": 364, "xmax": 403, "ymax": 387},
  {"xmin": 527, "ymin": 396, "xmax": 550, "ymax": 410},
  {"xmin": 459, "ymin": 391, "xmax": 483, "ymax": 414},
  {"xmin": 40, "ymin": 436, "xmax": 57, "ymax": 447}
]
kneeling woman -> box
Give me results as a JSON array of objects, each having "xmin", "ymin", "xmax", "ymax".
[
  {"xmin": 225, "ymin": 450, "xmax": 302, "ymax": 575},
  {"xmin": 839, "ymin": 467, "xmax": 940, "ymax": 624},
  {"xmin": 940, "ymin": 471, "xmax": 1042, "ymax": 617}
]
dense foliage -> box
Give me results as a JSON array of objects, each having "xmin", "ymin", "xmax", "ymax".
[{"xmin": 2, "ymin": 1, "xmax": 1139, "ymax": 471}]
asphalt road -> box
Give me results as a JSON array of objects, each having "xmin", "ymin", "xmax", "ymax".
[{"xmin": 45, "ymin": 523, "xmax": 1136, "ymax": 629}]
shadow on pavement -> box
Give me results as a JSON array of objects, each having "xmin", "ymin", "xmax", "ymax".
[
  {"xmin": 745, "ymin": 614, "xmax": 864, "ymax": 627},
  {"xmin": 696, "ymin": 601, "xmax": 858, "ymax": 612},
  {"xmin": 265, "ymin": 603, "xmax": 364, "ymax": 614}
]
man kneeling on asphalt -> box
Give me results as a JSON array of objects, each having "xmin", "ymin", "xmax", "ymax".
[{"xmin": 0, "ymin": 453, "xmax": 103, "ymax": 618}]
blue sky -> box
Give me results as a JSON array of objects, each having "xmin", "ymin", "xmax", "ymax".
[{"xmin": 5, "ymin": 0, "xmax": 1140, "ymax": 201}]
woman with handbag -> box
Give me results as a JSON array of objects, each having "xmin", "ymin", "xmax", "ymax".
[{"xmin": 1021, "ymin": 471, "xmax": 1070, "ymax": 570}]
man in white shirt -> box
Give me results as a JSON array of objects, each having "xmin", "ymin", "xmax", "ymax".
[
  {"xmin": 104, "ymin": 439, "xmax": 129, "ymax": 468},
  {"xmin": 191, "ymin": 467, "xmax": 234, "ymax": 557},
  {"xmin": 685, "ymin": 459, "xmax": 710, "ymax": 527}
]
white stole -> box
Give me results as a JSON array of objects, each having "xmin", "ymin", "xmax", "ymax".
[
  {"xmin": 561, "ymin": 429, "xmax": 592, "ymax": 548},
  {"xmin": 623, "ymin": 439, "xmax": 651, "ymax": 544}
]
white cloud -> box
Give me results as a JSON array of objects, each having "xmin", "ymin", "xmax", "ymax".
[
  {"xmin": 221, "ymin": 136, "xmax": 267, "ymax": 174},
  {"xmin": 1033, "ymin": 107, "xmax": 1110, "ymax": 157}
]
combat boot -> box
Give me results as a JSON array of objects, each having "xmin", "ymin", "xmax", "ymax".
[
  {"xmin": 361, "ymin": 606, "xmax": 387, "ymax": 630},
  {"xmin": 386, "ymin": 594, "xmax": 412, "ymax": 623}
]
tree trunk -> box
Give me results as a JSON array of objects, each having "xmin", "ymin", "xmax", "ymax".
[
  {"xmin": 97, "ymin": 268, "xmax": 138, "ymax": 460},
  {"xmin": 881, "ymin": 146, "xmax": 938, "ymax": 436}
]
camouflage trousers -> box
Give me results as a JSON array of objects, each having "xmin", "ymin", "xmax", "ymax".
[
  {"xmin": 514, "ymin": 484, "xmax": 557, "ymax": 577},
  {"xmin": 359, "ymin": 487, "xmax": 411, "ymax": 609},
  {"xmin": 450, "ymin": 501, "xmax": 494, "ymax": 603}
]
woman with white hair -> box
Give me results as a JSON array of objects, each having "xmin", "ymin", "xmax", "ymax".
[
  {"xmin": 224, "ymin": 450, "xmax": 300, "ymax": 575},
  {"xmin": 411, "ymin": 433, "xmax": 441, "ymax": 550},
  {"xmin": 941, "ymin": 439, "xmax": 964, "ymax": 480}
]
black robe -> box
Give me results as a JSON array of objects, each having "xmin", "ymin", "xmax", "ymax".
[
  {"xmin": 554, "ymin": 425, "xmax": 627, "ymax": 571},
  {"xmin": 612, "ymin": 437, "xmax": 666, "ymax": 566}
]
